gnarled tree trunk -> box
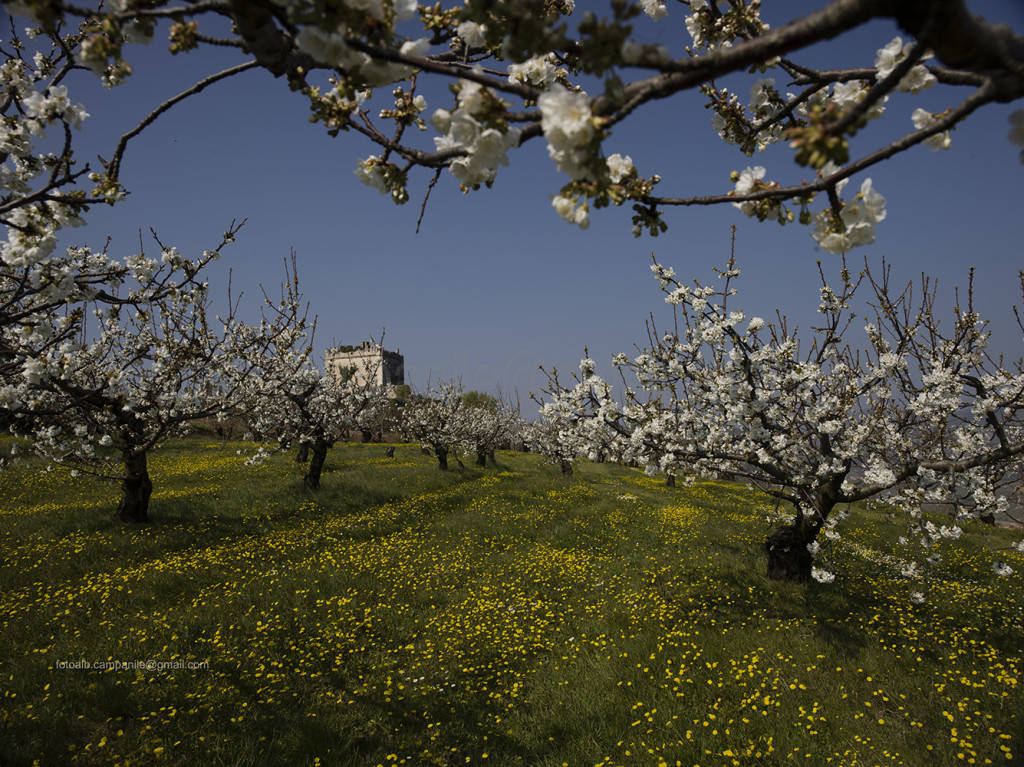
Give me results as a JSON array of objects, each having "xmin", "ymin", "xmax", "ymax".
[
  {"xmin": 295, "ymin": 442, "xmax": 309, "ymax": 463},
  {"xmin": 116, "ymin": 449, "xmax": 152, "ymax": 523},
  {"xmin": 303, "ymin": 437, "xmax": 328, "ymax": 489},
  {"xmin": 435, "ymin": 446, "xmax": 449, "ymax": 471},
  {"xmin": 765, "ymin": 501, "xmax": 828, "ymax": 582},
  {"xmin": 765, "ymin": 524, "xmax": 814, "ymax": 582},
  {"xmin": 475, "ymin": 449, "xmax": 487, "ymax": 467}
]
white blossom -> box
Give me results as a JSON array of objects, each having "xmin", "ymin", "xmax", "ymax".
[
  {"xmin": 640, "ymin": 0, "xmax": 668, "ymax": 21},
  {"xmin": 538, "ymin": 86, "xmax": 594, "ymax": 181},
  {"xmin": 295, "ymin": 25, "xmax": 359, "ymax": 69},
  {"xmin": 911, "ymin": 108, "xmax": 951, "ymax": 150},
  {"xmin": 811, "ymin": 567, "xmax": 835, "ymax": 584},
  {"xmin": 456, "ymin": 21, "xmax": 487, "ymax": 47},
  {"xmin": 354, "ymin": 157, "xmax": 389, "ymax": 193},
  {"xmin": 507, "ymin": 55, "xmax": 557, "ymax": 87},
  {"xmin": 606, "ymin": 153, "xmax": 634, "ymax": 183}
]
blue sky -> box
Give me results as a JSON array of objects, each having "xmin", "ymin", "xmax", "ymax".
[{"xmin": 35, "ymin": 0, "xmax": 1024, "ymax": 406}]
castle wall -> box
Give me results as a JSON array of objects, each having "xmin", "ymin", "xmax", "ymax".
[{"xmin": 325, "ymin": 343, "xmax": 404, "ymax": 388}]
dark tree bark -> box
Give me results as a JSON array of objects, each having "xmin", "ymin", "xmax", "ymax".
[
  {"xmin": 765, "ymin": 502, "xmax": 827, "ymax": 582},
  {"xmin": 116, "ymin": 449, "xmax": 152, "ymax": 523},
  {"xmin": 666, "ymin": 473, "xmax": 676, "ymax": 487},
  {"xmin": 765, "ymin": 524, "xmax": 814, "ymax": 582},
  {"xmin": 303, "ymin": 437, "xmax": 328, "ymax": 489},
  {"xmin": 295, "ymin": 442, "xmax": 309, "ymax": 463},
  {"xmin": 559, "ymin": 459, "xmax": 573, "ymax": 476},
  {"xmin": 487, "ymin": 450, "xmax": 497, "ymax": 466},
  {"xmin": 476, "ymin": 449, "xmax": 487, "ymax": 467},
  {"xmin": 361, "ymin": 429, "xmax": 372, "ymax": 443},
  {"xmin": 435, "ymin": 446, "xmax": 449, "ymax": 471},
  {"xmin": 385, "ymin": 445, "xmax": 395, "ymax": 458}
]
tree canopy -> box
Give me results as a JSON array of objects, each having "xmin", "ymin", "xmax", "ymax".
[{"xmin": 2, "ymin": 0, "xmax": 1022, "ymax": 262}]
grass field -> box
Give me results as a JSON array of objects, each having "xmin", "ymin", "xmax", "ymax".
[{"xmin": 0, "ymin": 438, "xmax": 1021, "ymax": 766}]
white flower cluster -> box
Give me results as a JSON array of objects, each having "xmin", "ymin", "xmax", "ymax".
[
  {"xmin": 431, "ymin": 80, "xmax": 521, "ymax": 189},
  {"xmin": 1, "ymin": 54, "xmax": 90, "ymax": 272},
  {"xmin": 811, "ymin": 169, "xmax": 887, "ymax": 254},
  {"xmin": 746, "ymin": 78, "xmax": 784, "ymax": 151},
  {"xmin": 606, "ymin": 152, "xmax": 634, "ymax": 183},
  {"xmin": 830, "ymin": 80, "xmax": 887, "ymax": 121},
  {"xmin": 875, "ymin": 37, "xmax": 936, "ymax": 94},
  {"xmin": 295, "ymin": 8, "xmax": 427, "ymax": 88},
  {"xmin": 538, "ymin": 86, "xmax": 595, "ymax": 181},
  {"xmin": 507, "ymin": 54, "xmax": 558, "ymax": 88},
  {"xmin": 911, "ymin": 108, "xmax": 952, "ymax": 151},
  {"xmin": 354, "ymin": 156, "xmax": 389, "ymax": 194},
  {"xmin": 811, "ymin": 567, "xmax": 836, "ymax": 584},
  {"xmin": 551, "ymin": 194, "xmax": 590, "ymax": 229},
  {"xmin": 731, "ymin": 165, "xmax": 767, "ymax": 217},
  {"xmin": 20, "ymin": 84, "xmax": 89, "ymax": 137},
  {"xmin": 456, "ymin": 21, "xmax": 487, "ymax": 48},
  {"xmin": 640, "ymin": 0, "xmax": 668, "ymax": 22}
]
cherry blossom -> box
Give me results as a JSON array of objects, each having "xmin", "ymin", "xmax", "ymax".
[
  {"xmin": 2, "ymin": 0, "xmax": 1020, "ymax": 250},
  {"xmin": 540, "ymin": 241, "xmax": 1024, "ymax": 584},
  {"xmin": 8, "ymin": 227, "xmax": 309, "ymax": 521}
]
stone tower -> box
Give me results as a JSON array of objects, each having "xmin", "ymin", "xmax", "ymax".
[{"xmin": 325, "ymin": 342, "xmax": 404, "ymax": 387}]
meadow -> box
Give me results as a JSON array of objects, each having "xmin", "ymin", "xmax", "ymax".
[{"xmin": 0, "ymin": 438, "xmax": 1021, "ymax": 767}]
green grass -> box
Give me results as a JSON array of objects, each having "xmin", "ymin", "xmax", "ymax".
[{"xmin": 0, "ymin": 438, "xmax": 1021, "ymax": 766}]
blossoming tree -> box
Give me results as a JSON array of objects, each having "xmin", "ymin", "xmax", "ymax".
[
  {"xmin": 9, "ymin": 228, "xmax": 310, "ymax": 522},
  {"xmin": 523, "ymin": 418, "xmax": 583, "ymax": 476},
  {"xmin": 245, "ymin": 366, "xmax": 351, "ymax": 489},
  {"xmin": 400, "ymin": 380, "xmax": 473, "ymax": 470},
  {"xmin": 461, "ymin": 390, "xmax": 522, "ymax": 466},
  {"xmin": 540, "ymin": 237, "xmax": 1024, "ymax": 584},
  {"xmin": 242, "ymin": 327, "xmax": 401, "ymax": 489}
]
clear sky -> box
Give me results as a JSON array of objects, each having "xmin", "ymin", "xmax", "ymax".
[{"xmin": 33, "ymin": 0, "xmax": 1024, "ymax": 408}]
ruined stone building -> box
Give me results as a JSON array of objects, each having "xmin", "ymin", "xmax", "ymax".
[{"xmin": 325, "ymin": 342, "xmax": 404, "ymax": 388}]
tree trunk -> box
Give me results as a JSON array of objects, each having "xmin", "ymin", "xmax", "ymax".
[
  {"xmin": 559, "ymin": 459, "xmax": 573, "ymax": 476},
  {"xmin": 116, "ymin": 450, "xmax": 152, "ymax": 523},
  {"xmin": 765, "ymin": 524, "xmax": 813, "ymax": 582},
  {"xmin": 765, "ymin": 505, "xmax": 827, "ymax": 582},
  {"xmin": 487, "ymin": 450, "xmax": 497, "ymax": 466},
  {"xmin": 361, "ymin": 429, "xmax": 373, "ymax": 443},
  {"xmin": 666, "ymin": 473, "xmax": 676, "ymax": 487},
  {"xmin": 436, "ymin": 446, "xmax": 449, "ymax": 471},
  {"xmin": 295, "ymin": 442, "xmax": 309, "ymax": 463},
  {"xmin": 303, "ymin": 438, "xmax": 328, "ymax": 489},
  {"xmin": 475, "ymin": 449, "xmax": 487, "ymax": 467}
]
